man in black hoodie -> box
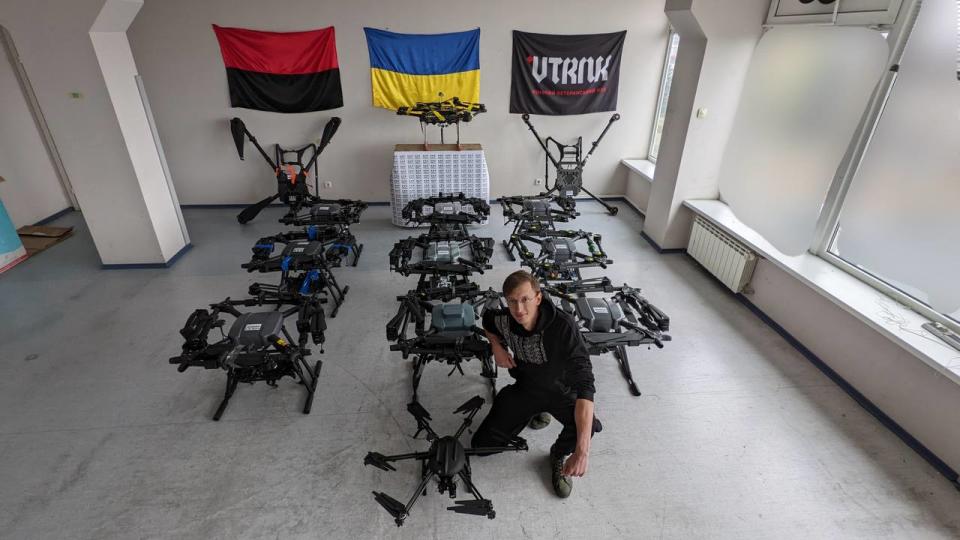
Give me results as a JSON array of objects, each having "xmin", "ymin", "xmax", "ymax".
[{"xmin": 472, "ymin": 270, "xmax": 601, "ymax": 498}]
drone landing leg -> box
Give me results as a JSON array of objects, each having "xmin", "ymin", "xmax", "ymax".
[
  {"xmin": 613, "ymin": 345, "xmax": 641, "ymax": 397},
  {"xmin": 578, "ymin": 185, "xmax": 619, "ymax": 216},
  {"xmin": 352, "ymin": 244, "xmax": 364, "ymax": 267},
  {"xmin": 411, "ymin": 356, "xmax": 425, "ymax": 402},
  {"xmin": 302, "ymin": 359, "xmax": 322, "ymax": 414},
  {"xmin": 213, "ymin": 373, "xmax": 239, "ymax": 421}
]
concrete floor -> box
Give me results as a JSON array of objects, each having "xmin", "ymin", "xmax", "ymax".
[{"xmin": 0, "ymin": 203, "xmax": 958, "ymax": 540}]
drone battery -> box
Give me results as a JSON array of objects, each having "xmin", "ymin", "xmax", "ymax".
[
  {"xmin": 431, "ymin": 202, "xmax": 461, "ymax": 216},
  {"xmin": 228, "ymin": 312, "xmax": 284, "ymax": 347},
  {"xmin": 544, "ymin": 238, "xmax": 578, "ymax": 263},
  {"xmin": 430, "ymin": 303, "xmax": 476, "ymax": 332},
  {"xmin": 425, "ymin": 241, "xmax": 460, "ymax": 263},
  {"xmin": 522, "ymin": 199, "xmax": 551, "ymax": 217},
  {"xmin": 281, "ymin": 240, "xmax": 324, "ymax": 259},
  {"xmin": 575, "ymin": 298, "xmax": 625, "ymax": 333},
  {"xmin": 310, "ymin": 203, "xmax": 342, "ymax": 222}
]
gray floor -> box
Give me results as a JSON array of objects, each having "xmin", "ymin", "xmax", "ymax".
[{"xmin": 1, "ymin": 203, "xmax": 958, "ymax": 540}]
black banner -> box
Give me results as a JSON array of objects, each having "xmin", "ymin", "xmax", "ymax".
[{"xmin": 510, "ymin": 30, "xmax": 625, "ymax": 115}]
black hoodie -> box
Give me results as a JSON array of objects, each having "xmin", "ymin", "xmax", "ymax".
[{"xmin": 482, "ymin": 299, "xmax": 596, "ymax": 402}]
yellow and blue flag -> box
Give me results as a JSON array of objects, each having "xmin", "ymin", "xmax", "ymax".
[{"xmin": 363, "ymin": 28, "xmax": 480, "ymax": 111}]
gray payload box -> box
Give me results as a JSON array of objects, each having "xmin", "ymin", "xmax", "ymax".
[
  {"xmin": 573, "ymin": 297, "xmax": 626, "ymax": 333},
  {"xmin": 424, "ymin": 241, "xmax": 460, "ymax": 263},
  {"xmin": 522, "ymin": 199, "xmax": 551, "ymax": 218},
  {"xmin": 228, "ymin": 312, "xmax": 285, "ymax": 347},
  {"xmin": 430, "ymin": 303, "xmax": 476, "ymax": 334},
  {"xmin": 542, "ymin": 237, "xmax": 578, "ymax": 263}
]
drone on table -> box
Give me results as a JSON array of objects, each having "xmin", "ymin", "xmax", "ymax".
[
  {"xmin": 543, "ymin": 277, "xmax": 671, "ymax": 396},
  {"xmin": 386, "ymin": 286, "xmax": 501, "ymax": 401},
  {"xmin": 513, "ymin": 229, "xmax": 612, "ymax": 283},
  {"xmin": 230, "ymin": 116, "xmax": 342, "ymax": 224},
  {"xmin": 364, "ymin": 396, "xmax": 527, "ymax": 527},
  {"xmin": 402, "ymin": 193, "xmax": 490, "ymax": 234},
  {"xmin": 520, "ymin": 112, "xmax": 621, "ymax": 215},
  {"xmin": 499, "ymin": 195, "xmax": 580, "ymax": 261},
  {"xmin": 169, "ymin": 298, "xmax": 322, "ymax": 420},
  {"xmin": 397, "ymin": 96, "xmax": 487, "ymax": 149},
  {"xmin": 243, "ymin": 238, "xmax": 349, "ymax": 317}
]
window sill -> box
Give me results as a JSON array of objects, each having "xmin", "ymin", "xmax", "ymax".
[
  {"xmin": 683, "ymin": 198, "xmax": 960, "ymax": 386},
  {"xmin": 620, "ymin": 159, "xmax": 655, "ymax": 183}
]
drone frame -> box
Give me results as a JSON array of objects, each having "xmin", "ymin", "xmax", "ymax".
[
  {"xmin": 243, "ymin": 238, "xmax": 350, "ymax": 317},
  {"xmin": 168, "ymin": 298, "xmax": 322, "ymax": 420},
  {"xmin": 520, "ymin": 112, "xmax": 620, "ymax": 215},
  {"xmin": 230, "ymin": 116, "xmax": 342, "ymax": 224},
  {"xmin": 364, "ymin": 396, "xmax": 527, "ymax": 527},
  {"xmin": 543, "ymin": 277, "xmax": 671, "ymax": 396},
  {"xmin": 397, "ymin": 96, "xmax": 487, "ymax": 149},
  {"xmin": 386, "ymin": 286, "xmax": 502, "ymax": 401}
]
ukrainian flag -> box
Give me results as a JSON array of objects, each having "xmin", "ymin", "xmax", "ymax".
[{"xmin": 363, "ymin": 28, "xmax": 480, "ymax": 111}]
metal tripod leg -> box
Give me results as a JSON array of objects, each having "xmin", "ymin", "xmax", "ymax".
[{"xmin": 613, "ymin": 345, "xmax": 641, "ymax": 396}]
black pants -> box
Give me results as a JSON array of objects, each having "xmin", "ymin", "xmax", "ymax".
[{"xmin": 471, "ymin": 384, "xmax": 601, "ymax": 457}]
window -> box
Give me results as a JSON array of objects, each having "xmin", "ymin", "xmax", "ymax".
[
  {"xmin": 648, "ymin": 29, "xmax": 679, "ymax": 164},
  {"xmin": 813, "ymin": 0, "xmax": 960, "ymax": 332}
]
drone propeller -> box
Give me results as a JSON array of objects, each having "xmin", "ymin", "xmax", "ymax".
[
  {"xmin": 230, "ymin": 117, "xmax": 246, "ymax": 159},
  {"xmin": 363, "ymin": 452, "xmax": 397, "ymax": 472},
  {"xmin": 372, "ymin": 491, "xmax": 407, "ymax": 524},
  {"xmin": 453, "ymin": 396, "xmax": 485, "ymax": 416},
  {"xmin": 447, "ymin": 499, "xmax": 495, "ymax": 518}
]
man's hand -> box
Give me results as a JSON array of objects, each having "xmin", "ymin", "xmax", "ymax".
[
  {"xmin": 485, "ymin": 331, "xmax": 516, "ymax": 368},
  {"xmin": 562, "ymin": 450, "xmax": 589, "ymax": 477}
]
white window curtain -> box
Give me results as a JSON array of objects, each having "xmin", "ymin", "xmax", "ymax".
[
  {"xmin": 829, "ymin": 0, "xmax": 960, "ymax": 321},
  {"xmin": 718, "ymin": 26, "xmax": 888, "ymax": 255}
]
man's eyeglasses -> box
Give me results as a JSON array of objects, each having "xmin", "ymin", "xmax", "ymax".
[{"xmin": 505, "ymin": 293, "xmax": 540, "ymax": 309}]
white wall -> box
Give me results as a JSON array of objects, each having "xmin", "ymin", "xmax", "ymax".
[
  {"xmin": 126, "ymin": 0, "xmax": 671, "ymax": 204},
  {"xmin": 643, "ymin": 0, "xmax": 768, "ymax": 250},
  {"xmin": 0, "ymin": 28, "xmax": 71, "ymax": 227},
  {"xmin": 0, "ymin": 0, "xmax": 168, "ymax": 264},
  {"xmin": 744, "ymin": 260, "xmax": 960, "ymax": 472},
  {"xmin": 624, "ymin": 173, "xmax": 652, "ymax": 212}
]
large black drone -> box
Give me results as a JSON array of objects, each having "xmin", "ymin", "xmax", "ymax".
[
  {"xmin": 169, "ymin": 298, "xmax": 322, "ymax": 420},
  {"xmin": 402, "ymin": 193, "xmax": 490, "ymax": 235},
  {"xmin": 397, "ymin": 96, "xmax": 487, "ymax": 149},
  {"xmin": 277, "ymin": 199, "xmax": 367, "ymax": 266},
  {"xmin": 230, "ymin": 116, "xmax": 342, "ymax": 224},
  {"xmin": 364, "ymin": 396, "xmax": 527, "ymax": 526},
  {"xmin": 544, "ymin": 277, "xmax": 671, "ymax": 396},
  {"xmin": 512, "ymin": 229, "xmax": 612, "ymax": 283},
  {"xmin": 386, "ymin": 286, "xmax": 501, "ymax": 401},
  {"xmin": 500, "ymin": 195, "xmax": 579, "ymax": 261},
  {"xmin": 389, "ymin": 231, "xmax": 493, "ymax": 286},
  {"xmin": 520, "ymin": 112, "xmax": 620, "ymax": 215},
  {"xmin": 243, "ymin": 238, "xmax": 350, "ymax": 318}
]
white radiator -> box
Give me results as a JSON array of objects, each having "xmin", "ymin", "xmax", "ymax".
[{"xmin": 687, "ymin": 216, "xmax": 758, "ymax": 293}]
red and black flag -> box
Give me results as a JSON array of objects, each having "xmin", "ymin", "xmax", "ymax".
[{"xmin": 212, "ymin": 25, "xmax": 343, "ymax": 113}]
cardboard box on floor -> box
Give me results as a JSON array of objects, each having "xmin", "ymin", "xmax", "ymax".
[{"xmin": 17, "ymin": 225, "xmax": 73, "ymax": 256}]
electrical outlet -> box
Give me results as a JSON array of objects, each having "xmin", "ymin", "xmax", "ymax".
[
  {"xmin": 534, "ymin": 178, "xmax": 542, "ymax": 185},
  {"xmin": 323, "ymin": 181, "xmax": 333, "ymax": 189}
]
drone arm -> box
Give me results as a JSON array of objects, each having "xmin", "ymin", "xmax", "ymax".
[
  {"xmin": 520, "ymin": 114, "xmax": 561, "ymax": 168},
  {"xmin": 300, "ymin": 117, "xmax": 342, "ymax": 176},
  {"xmin": 581, "ymin": 112, "xmax": 620, "ymax": 167}
]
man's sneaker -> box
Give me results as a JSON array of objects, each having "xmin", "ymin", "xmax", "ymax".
[
  {"xmin": 550, "ymin": 453, "xmax": 573, "ymax": 498},
  {"xmin": 528, "ymin": 412, "xmax": 552, "ymax": 430}
]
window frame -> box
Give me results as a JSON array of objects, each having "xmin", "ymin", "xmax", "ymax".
[
  {"xmin": 648, "ymin": 28, "xmax": 679, "ymax": 164},
  {"xmin": 807, "ymin": 0, "xmax": 960, "ymax": 334}
]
